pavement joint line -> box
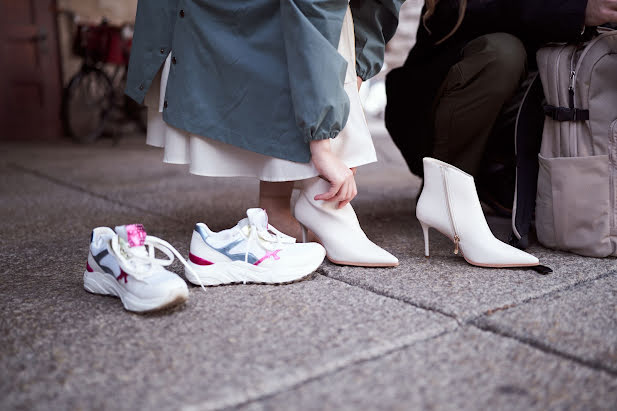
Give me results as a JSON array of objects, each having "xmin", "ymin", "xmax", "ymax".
[
  {"xmin": 324, "ymin": 267, "xmax": 617, "ymax": 325},
  {"xmin": 322, "ymin": 269, "xmax": 617, "ymax": 377},
  {"xmin": 9, "ymin": 159, "xmax": 617, "ymax": 388},
  {"xmin": 182, "ymin": 326, "xmax": 459, "ymax": 411},
  {"xmin": 470, "ymin": 321, "xmax": 617, "ymax": 378},
  {"xmin": 8, "ymin": 162, "xmax": 184, "ymax": 224},
  {"xmin": 321, "ymin": 272, "xmax": 463, "ymax": 324},
  {"xmin": 465, "ymin": 269, "xmax": 617, "ymax": 378},
  {"xmin": 470, "ymin": 269, "xmax": 617, "ymax": 322}
]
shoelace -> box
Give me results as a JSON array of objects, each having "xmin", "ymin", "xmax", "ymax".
[
  {"xmin": 110, "ymin": 234, "xmax": 207, "ymax": 292},
  {"xmin": 243, "ymin": 222, "xmax": 295, "ymax": 264}
]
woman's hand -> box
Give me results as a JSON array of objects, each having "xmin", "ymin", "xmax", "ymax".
[
  {"xmin": 585, "ymin": 0, "xmax": 617, "ymax": 26},
  {"xmin": 310, "ymin": 139, "xmax": 357, "ymax": 209}
]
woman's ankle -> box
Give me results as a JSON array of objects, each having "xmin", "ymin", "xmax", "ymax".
[
  {"xmin": 259, "ymin": 180, "xmax": 301, "ymax": 238},
  {"xmin": 259, "ymin": 181, "xmax": 294, "ymax": 199}
]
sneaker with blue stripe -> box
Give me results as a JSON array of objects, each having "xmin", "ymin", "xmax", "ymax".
[
  {"xmin": 84, "ymin": 224, "xmax": 191, "ymax": 312},
  {"xmin": 185, "ymin": 208, "xmax": 326, "ymax": 286}
]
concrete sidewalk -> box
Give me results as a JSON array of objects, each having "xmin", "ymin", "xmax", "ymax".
[{"xmin": 1, "ymin": 126, "xmax": 616, "ymax": 410}]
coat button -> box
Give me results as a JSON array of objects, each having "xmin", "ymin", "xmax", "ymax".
[
  {"xmin": 179, "ymin": 9, "xmax": 185, "ymax": 18},
  {"xmin": 139, "ymin": 84, "xmax": 144, "ymax": 91},
  {"xmin": 160, "ymin": 48, "xmax": 165, "ymax": 54},
  {"xmin": 172, "ymin": 57, "xmax": 177, "ymax": 65},
  {"xmin": 164, "ymin": 101, "xmax": 168, "ymax": 109}
]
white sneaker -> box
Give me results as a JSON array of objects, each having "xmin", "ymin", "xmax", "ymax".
[
  {"xmin": 185, "ymin": 208, "xmax": 326, "ymax": 286},
  {"xmin": 84, "ymin": 224, "xmax": 191, "ymax": 313}
]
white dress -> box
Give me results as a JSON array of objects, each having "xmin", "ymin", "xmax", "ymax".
[{"xmin": 144, "ymin": 7, "xmax": 376, "ymax": 182}]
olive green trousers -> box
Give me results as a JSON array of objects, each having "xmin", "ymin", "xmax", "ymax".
[{"xmin": 432, "ymin": 33, "xmax": 528, "ymax": 176}]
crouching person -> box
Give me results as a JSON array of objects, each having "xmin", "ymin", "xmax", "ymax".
[{"xmin": 386, "ymin": 0, "xmax": 617, "ymax": 214}]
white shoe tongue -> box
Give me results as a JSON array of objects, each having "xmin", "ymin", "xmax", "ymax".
[
  {"xmin": 115, "ymin": 224, "xmax": 147, "ymax": 248},
  {"xmin": 246, "ymin": 208, "xmax": 269, "ymax": 230}
]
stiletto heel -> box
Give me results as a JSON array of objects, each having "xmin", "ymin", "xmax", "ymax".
[
  {"xmin": 420, "ymin": 221, "xmax": 430, "ymax": 258},
  {"xmin": 416, "ymin": 157, "xmax": 540, "ymax": 268},
  {"xmin": 294, "ymin": 177, "xmax": 398, "ymax": 267},
  {"xmin": 300, "ymin": 223, "xmax": 308, "ymax": 244}
]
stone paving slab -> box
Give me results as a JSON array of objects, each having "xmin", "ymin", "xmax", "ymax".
[
  {"xmin": 7, "ymin": 143, "xmax": 616, "ymax": 325},
  {"xmin": 1, "ymin": 266, "xmax": 456, "ymax": 411},
  {"xmin": 475, "ymin": 273, "xmax": 617, "ymax": 374},
  {"xmin": 237, "ymin": 327, "xmax": 617, "ymax": 411},
  {"xmin": 0, "ymin": 168, "xmax": 176, "ymax": 258},
  {"xmin": 4, "ymin": 142, "xmax": 258, "ymax": 231},
  {"xmin": 322, "ymin": 193, "xmax": 617, "ymax": 322},
  {"xmin": 1, "ymin": 152, "xmax": 458, "ymax": 410},
  {"xmin": 3, "ymin": 140, "xmax": 616, "ymax": 410},
  {"xmin": 3, "ymin": 128, "xmax": 415, "ymax": 232}
]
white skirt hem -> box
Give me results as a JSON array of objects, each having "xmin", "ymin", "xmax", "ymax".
[{"xmin": 144, "ymin": 6, "xmax": 377, "ymax": 182}]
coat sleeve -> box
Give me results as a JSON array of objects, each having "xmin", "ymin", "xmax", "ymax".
[
  {"xmin": 350, "ymin": 0, "xmax": 405, "ymax": 81},
  {"xmin": 280, "ymin": 0, "xmax": 351, "ymax": 142},
  {"xmin": 125, "ymin": 0, "xmax": 179, "ymax": 104}
]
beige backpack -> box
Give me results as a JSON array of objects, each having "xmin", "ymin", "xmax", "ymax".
[{"xmin": 535, "ymin": 29, "xmax": 617, "ymax": 257}]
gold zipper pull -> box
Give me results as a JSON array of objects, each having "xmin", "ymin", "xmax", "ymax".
[{"xmin": 453, "ymin": 235, "xmax": 460, "ymax": 255}]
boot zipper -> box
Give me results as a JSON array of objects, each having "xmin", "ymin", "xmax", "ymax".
[
  {"xmin": 453, "ymin": 235, "xmax": 460, "ymax": 255},
  {"xmin": 441, "ymin": 167, "xmax": 461, "ymax": 255}
]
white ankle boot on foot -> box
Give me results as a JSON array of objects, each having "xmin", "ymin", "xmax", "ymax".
[
  {"xmin": 294, "ymin": 177, "xmax": 399, "ymax": 267},
  {"xmin": 416, "ymin": 158, "xmax": 539, "ymax": 268}
]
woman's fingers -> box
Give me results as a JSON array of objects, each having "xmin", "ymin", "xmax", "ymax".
[
  {"xmin": 314, "ymin": 181, "xmax": 340, "ymax": 201},
  {"xmin": 330, "ymin": 178, "xmax": 348, "ymax": 204},
  {"xmin": 313, "ymin": 167, "xmax": 357, "ymax": 205},
  {"xmin": 337, "ymin": 182, "xmax": 352, "ymax": 209},
  {"xmin": 586, "ymin": 0, "xmax": 617, "ymax": 25},
  {"xmin": 338, "ymin": 196, "xmax": 352, "ymax": 208},
  {"xmin": 339, "ymin": 177, "xmax": 358, "ymax": 208},
  {"xmin": 337, "ymin": 175, "xmax": 359, "ymax": 208},
  {"xmin": 314, "ymin": 172, "xmax": 347, "ymax": 201}
]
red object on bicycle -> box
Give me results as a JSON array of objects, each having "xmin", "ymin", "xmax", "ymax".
[{"xmin": 72, "ymin": 22, "xmax": 132, "ymax": 66}]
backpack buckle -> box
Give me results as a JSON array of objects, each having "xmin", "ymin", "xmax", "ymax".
[{"xmin": 543, "ymin": 105, "xmax": 589, "ymax": 122}]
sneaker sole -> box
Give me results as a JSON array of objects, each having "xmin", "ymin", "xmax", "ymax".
[
  {"xmin": 83, "ymin": 271, "xmax": 188, "ymax": 313},
  {"xmin": 184, "ymin": 256, "xmax": 324, "ymax": 287}
]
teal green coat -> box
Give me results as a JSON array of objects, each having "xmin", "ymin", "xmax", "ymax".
[{"xmin": 126, "ymin": 0, "xmax": 404, "ymax": 163}]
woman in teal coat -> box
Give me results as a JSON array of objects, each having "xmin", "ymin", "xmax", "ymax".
[{"xmin": 126, "ymin": 0, "xmax": 405, "ymax": 267}]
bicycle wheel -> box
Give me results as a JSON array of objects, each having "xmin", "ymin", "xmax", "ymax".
[{"xmin": 62, "ymin": 66, "xmax": 114, "ymax": 143}]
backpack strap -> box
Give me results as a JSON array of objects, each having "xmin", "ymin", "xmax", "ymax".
[
  {"xmin": 511, "ymin": 73, "xmax": 545, "ymax": 250},
  {"xmin": 543, "ymin": 105, "xmax": 589, "ymax": 122}
]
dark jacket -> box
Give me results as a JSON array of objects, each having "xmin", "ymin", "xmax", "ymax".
[{"xmin": 385, "ymin": 0, "xmax": 589, "ymax": 177}]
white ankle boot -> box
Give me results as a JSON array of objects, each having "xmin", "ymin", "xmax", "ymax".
[
  {"xmin": 416, "ymin": 158, "xmax": 539, "ymax": 268},
  {"xmin": 294, "ymin": 177, "xmax": 399, "ymax": 267}
]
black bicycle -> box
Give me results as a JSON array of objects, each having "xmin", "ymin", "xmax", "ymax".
[{"xmin": 60, "ymin": 12, "xmax": 145, "ymax": 143}]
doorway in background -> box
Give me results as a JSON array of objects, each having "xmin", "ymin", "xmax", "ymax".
[{"xmin": 0, "ymin": 0, "xmax": 63, "ymax": 140}]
